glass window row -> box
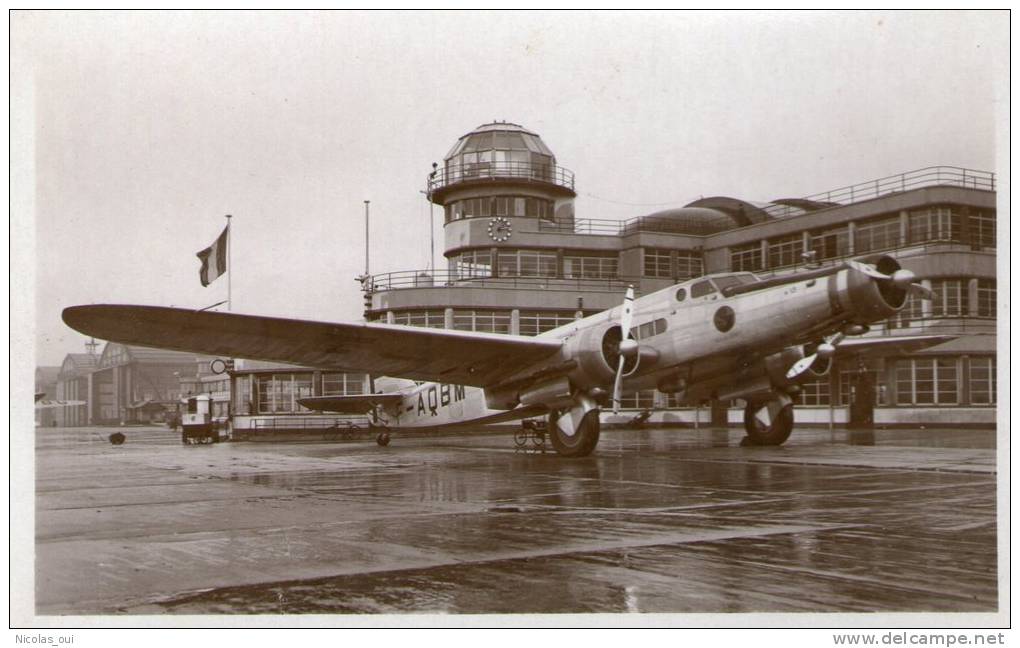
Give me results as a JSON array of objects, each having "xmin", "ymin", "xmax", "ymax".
[
  {"xmin": 796, "ymin": 356, "xmax": 995, "ymax": 407},
  {"xmin": 445, "ymin": 196, "xmax": 554, "ymax": 223},
  {"xmin": 730, "ymin": 208, "xmax": 995, "ymax": 271}
]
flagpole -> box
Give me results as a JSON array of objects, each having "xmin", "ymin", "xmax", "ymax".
[{"xmin": 225, "ymin": 214, "xmax": 232, "ymax": 311}]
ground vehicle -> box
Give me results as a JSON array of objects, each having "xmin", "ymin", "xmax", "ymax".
[{"xmin": 181, "ymin": 394, "xmax": 220, "ymax": 444}]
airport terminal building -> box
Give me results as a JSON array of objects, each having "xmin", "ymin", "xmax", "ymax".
[
  {"xmin": 45, "ymin": 121, "xmax": 996, "ymax": 431},
  {"xmin": 363, "ymin": 121, "xmax": 996, "ymax": 428}
]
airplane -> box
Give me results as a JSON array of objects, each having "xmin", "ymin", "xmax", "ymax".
[
  {"xmin": 62, "ymin": 254, "xmax": 949, "ymax": 457},
  {"xmin": 35, "ymin": 392, "xmax": 86, "ymax": 410}
]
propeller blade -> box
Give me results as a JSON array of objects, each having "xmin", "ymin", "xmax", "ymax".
[
  {"xmin": 612, "ymin": 355, "xmax": 626, "ymax": 413},
  {"xmin": 620, "ymin": 286, "xmax": 635, "ymax": 339},
  {"xmin": 612, "ymin": 286, "xmax": 636, "ymax": 414},
  {"xmin": 847, "ymin": 260, "xmax": 890, "ymax": 280},
  {"xmin": 908, "ymin": 283, "xmax": 935, "ymax": 300},
  {"xmin": 787, "ymin": 331, "xmax": 847, "ymax": 380},
  {"xmin": 786, "ymin": 354, "xmax": 817, "ymax": 380}
]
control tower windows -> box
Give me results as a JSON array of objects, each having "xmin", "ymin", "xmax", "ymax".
[
  {"xmin": 563, "ymin": 253, "xmax": 618, "ymax": 279},
  {"xmin": 444, "ymin": 196, "xmax": 554, "ymax": 223},
  {"xmin": 449, "ymin": 250, "xmax": 493, "ymax": 278},
  {"xmin": 519, "ymin": 311, "xmax": 581, "ymax": 336},
  {"xmin": 453, "ymin": 309, "xmax": 511, "ymax": 334},
  {"xmin": 392, "ymin": 310, "xmax": 446, "ymax": 328},
  {"xmin": 497, "ymin": 249, "xmax": 557, "ymax": 278}
]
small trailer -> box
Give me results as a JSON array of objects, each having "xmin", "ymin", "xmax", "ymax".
[{"xmin": 180, "ymin": 394, "xmax": 221, "ymax": 444}]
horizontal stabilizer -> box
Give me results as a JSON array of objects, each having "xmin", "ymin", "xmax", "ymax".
[{"xmin": 297, "ymin": 394, "xmax": 404, "ymax": 414}]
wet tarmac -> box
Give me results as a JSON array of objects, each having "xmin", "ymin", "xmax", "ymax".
[{"xmin": 34, "ymin": 425, "xmax": 998, "ymax": 615}]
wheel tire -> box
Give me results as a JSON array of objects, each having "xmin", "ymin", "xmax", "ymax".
[
  {"xmin": 376, "ymin": 431, "xmax": 391, "ymax": 447},
  {"xmin": 514, "ymin": 431, "xmax": 529, "ymax": 447},
  {"xmin": 548, "ymin": 409, "xmax": 600, "ymax": 458},
  {"xmin": 743, "ymin": 400, "xmax": 794, "ymax": 446}
]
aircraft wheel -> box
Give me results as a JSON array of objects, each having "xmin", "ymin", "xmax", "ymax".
[
  {"xmin": 548, "ymin": 409, "xmax": 600, "ymax": 458},
  {"xmin": 376, "ymin": 431, "xmax": 391, "ymax": 447},
  {"xmin": 743, "ymin": 399, "xmax": 794, "ymax": 446}
]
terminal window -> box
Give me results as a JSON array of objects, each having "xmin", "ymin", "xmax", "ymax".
[
  {"xmin": 810, "ymin": 227, "xmax": 849, "ymax": 261},
  {"xmin": 909, "ymin": 207, "xmax": 962, "ymax": 244},
  {"xmin": 855, "ymin": 217, "xmax": 901, "ymax": 253},
  {"xmin": 798, "ymin": 376, "xmax": 831, "ymax": 406},
  {"xmin": 838, "ymin": 369, "xmax": 887, "ymax": 406},
  {"xmin": 730, "ymin": 243, "xmax": 763, "ymax": 272},
  {"xmin": 970, "ymin": 212, "xmax": 996, "ymax": 248},
  {"xmin": 643, "ymin": 249, "xmax": 671, "ymax": 278},
  {"xmin": 930, "ymin": 279, "xmax": 965, "ymax": 317},
  {"xmin": 977, "ymin": 279, "xmax": 996, "ymax": 317},
  {"xmin": 895, "ymin": 358, "xmax": 959, "ymax": 406},
  {"xmin": 767, "ymin": 234, "xmax": 803, "ymax": 269},
  {"xmin": 969, "ymin": 357, "xmax": 996, "ymax": 405}
]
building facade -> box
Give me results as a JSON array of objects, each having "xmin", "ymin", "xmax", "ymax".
[{"xmin": 363, "ymin": 121, "xmax": 997, "ymax": 427}]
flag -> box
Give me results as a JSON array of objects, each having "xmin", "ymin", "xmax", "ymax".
[{"xmin": 196, "ymin": 225, "xmax": 229, "ymax": 287}]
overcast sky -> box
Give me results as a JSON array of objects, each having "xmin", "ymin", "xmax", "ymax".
[{"xmin": 14, "ymin": 10, "xmax": 1006, "ymax": 367}]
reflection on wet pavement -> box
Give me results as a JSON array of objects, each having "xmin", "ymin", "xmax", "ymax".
[{"xmin": 35, "ymin": 426, "xmax": 997, "ymax": 615}]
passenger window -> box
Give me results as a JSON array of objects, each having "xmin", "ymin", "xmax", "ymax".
[
  {"xmin": 654, "ymin": 318, "xmax": 667, "ymax": 335},
  {"xmin": 675, "ymin": 288, "xmax": 687, "ymax": 302},
  {"xmin": 691, "ymin": 281, "xmax": 716, "ymax": 298}
]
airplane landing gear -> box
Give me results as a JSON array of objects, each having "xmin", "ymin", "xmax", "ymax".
[
  {"xmin": 742, "ymin": 394, "xmax": 794, "ymax": 446},
  {"xmin": 375, "ymin": 431, "xmax": 391, "ymax": 447},
  {"xmin": 548, "ymin": 394, "xmax": 600, "ymax": 457}
]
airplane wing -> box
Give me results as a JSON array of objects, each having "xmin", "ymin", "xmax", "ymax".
[
  {"xmin": 62, "ymin": 305, "xmax": 563, "ymax": 388},
  {"xmin": 835, "ymin": 334, "xmax": 956, "ymax": 358},
  {"xmin": 298, "ymin": 394, "xmax": 404, "ymax": 414}
]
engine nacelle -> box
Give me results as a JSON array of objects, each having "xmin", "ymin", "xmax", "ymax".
[
  {"xmin": 716, "ymin": 345, "xmax": 827, "ymax": 402},
  {"xmin": 563, "ymin": 321, "xmax": 642, "ymax": 390},
  {"xmin": 833, "ymin": 255, "xmax": 909, "ymax": 323}
]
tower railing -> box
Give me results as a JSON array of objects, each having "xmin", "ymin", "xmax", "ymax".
[{"xmin": 428, "ymin": 161, "xmax": 576, "ymax": 194}]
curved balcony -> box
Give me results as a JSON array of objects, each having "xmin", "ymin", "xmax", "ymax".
[
  {"xmin": 428, "ymin": 161, "xmax": 576, "ymax": 201},
  {"xmin": 361, "ymin": 269, "xmax": 630, "ymax": 295}
]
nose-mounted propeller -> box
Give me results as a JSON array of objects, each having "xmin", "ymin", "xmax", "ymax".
[
  {"xmin": 787, "ymin": 260, "xmax": 935, "ymax": 380},
  {"xmin": 846, "ymin": 260, "xmax": 934, "ymax": 300},
  {"xmin": 611, "ymin": 286, "xmax": 637, "ymax": 414}
]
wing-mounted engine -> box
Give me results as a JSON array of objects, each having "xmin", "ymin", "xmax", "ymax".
[{"xmin": 716, "ymin": 345, "xmax": 828, "ymax": 402}]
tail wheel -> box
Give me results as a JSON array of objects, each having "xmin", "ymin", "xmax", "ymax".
[
  {"xmin": 548, "ymin": 409, "xmax": 600, "ymax": 458},
  {"xmin": 743, "ymin": 399, "xmax": 794, "ymax": 446},
  {"xmin": 376, "ymin": 431, "xmax": 391, "ymax": 447}
]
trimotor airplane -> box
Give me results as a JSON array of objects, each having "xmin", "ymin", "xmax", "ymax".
[
  {"xmin": 35, "ymin": 392, "xmax": 86, "ymax": 410},
  {"xmin": 63, "ymin": 254, "xmax": 949, "ymax": 457}
]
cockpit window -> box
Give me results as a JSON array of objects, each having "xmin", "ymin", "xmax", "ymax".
[{"xmin": 691, "ymin": 280, "xmax": 716, "ymax": 298}]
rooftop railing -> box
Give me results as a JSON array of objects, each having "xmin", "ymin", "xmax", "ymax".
[
  {"xmin": 362, "ymin": 269, "xmax": 633, "ymax": 295},
  {"xmin": 761, "ymin": 166, "xmax": 996, "ymax": 219},
  {"xmin": 542, "ymin": 165, "xmax": 995, "ymax": 235},
  {"xmin": 428, "ymin": 161, "xmax": 576, "ymax": 194}
]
